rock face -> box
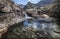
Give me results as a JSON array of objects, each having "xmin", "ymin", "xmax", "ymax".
[
  {"xmin": 24, "ymin": 2, "xmax": 37, "ymax": 9},
  {"xmin": 0, "ymin": 0, "xmax": 12, "ymax": 12},
  {"xmin": 0, "ymin": 0, "xmax": 21, "ymax": 12},
  {"xmin": 0, "ymin": 0, "xmax": 25, "ymax": 37}
]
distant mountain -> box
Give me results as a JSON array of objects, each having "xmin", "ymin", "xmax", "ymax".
[
  {"xmin": 23, "ymin": 0, "xmax": 55, "ymax": 9},
  {"xmin": 24, "ymin": 2, "xmax": 37, "ymax": 9},
  {"xmin": 36, "ymin": 0, "xmax": 55, "ymax": 7},
  {"xmin": 19, "ymin": 4, "xmax": 25, "ymax": 9}
]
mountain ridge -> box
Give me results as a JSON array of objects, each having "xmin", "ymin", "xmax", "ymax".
[{"xmin": 23, "ymin": 0, "xmax": 55, "ymax": 9}]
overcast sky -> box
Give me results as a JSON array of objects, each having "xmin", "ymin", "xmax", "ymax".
[{"xmin": 12, "ymin": 0, "xmax": 41, "ymax": 5}]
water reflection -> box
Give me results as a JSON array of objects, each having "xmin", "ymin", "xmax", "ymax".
[
  {"xmin": 23, "ymin": 15, "xmax": 56, "ymax": 31},
  {"xmin": 23, "ymin": 13, "xmax": 57, "ymax": 38}
]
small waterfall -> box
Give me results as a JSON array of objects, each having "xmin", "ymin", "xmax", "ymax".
[
  {"xmin": 23, "ymin": 12, "xmax": 32, "ymax": 19},
  {"xmin": 23, "ymin": 12, "xmax": 33, "ymax": 27}
]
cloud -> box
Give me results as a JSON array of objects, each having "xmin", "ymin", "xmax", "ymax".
[
  {"xmin": 28, "ymin": 0, "xmax": 41, "ymax": 4},
  {"xmin": 28, "ymin": 0, "xmax": 37, "ymax": 2},
  {"xmin": 28, "ymin": 0, "xmax": 31, "ymax": 1}
]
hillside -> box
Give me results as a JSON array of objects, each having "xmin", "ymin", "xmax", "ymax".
[
  {"xmin": 0, "ymin": 0, "xmax": 25, "ymax": 37},
  {"xmin": 24, "ymin": 2, "xmax": 37, "ymax": 9},
  {"xmin": 36, "ymin": 0, "xmax": 54, "ymax": 7}
]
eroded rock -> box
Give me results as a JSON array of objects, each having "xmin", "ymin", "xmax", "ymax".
[{"xmin": 0, "ymin": 0, "xmax": 25, "ymax": 37}]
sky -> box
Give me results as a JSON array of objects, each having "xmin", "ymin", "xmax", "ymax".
[{"xmin": 12, "ymin": 0, "xmax": 41, "ymax": 5}]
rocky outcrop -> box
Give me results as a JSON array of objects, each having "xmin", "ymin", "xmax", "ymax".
[
  {"xmin": 0, "ymin": 0, "xmax": 21, "ymax": 12},
  {"xmin": 0, "ymin": 0, "xmax": 25, "ymax": 37}
]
